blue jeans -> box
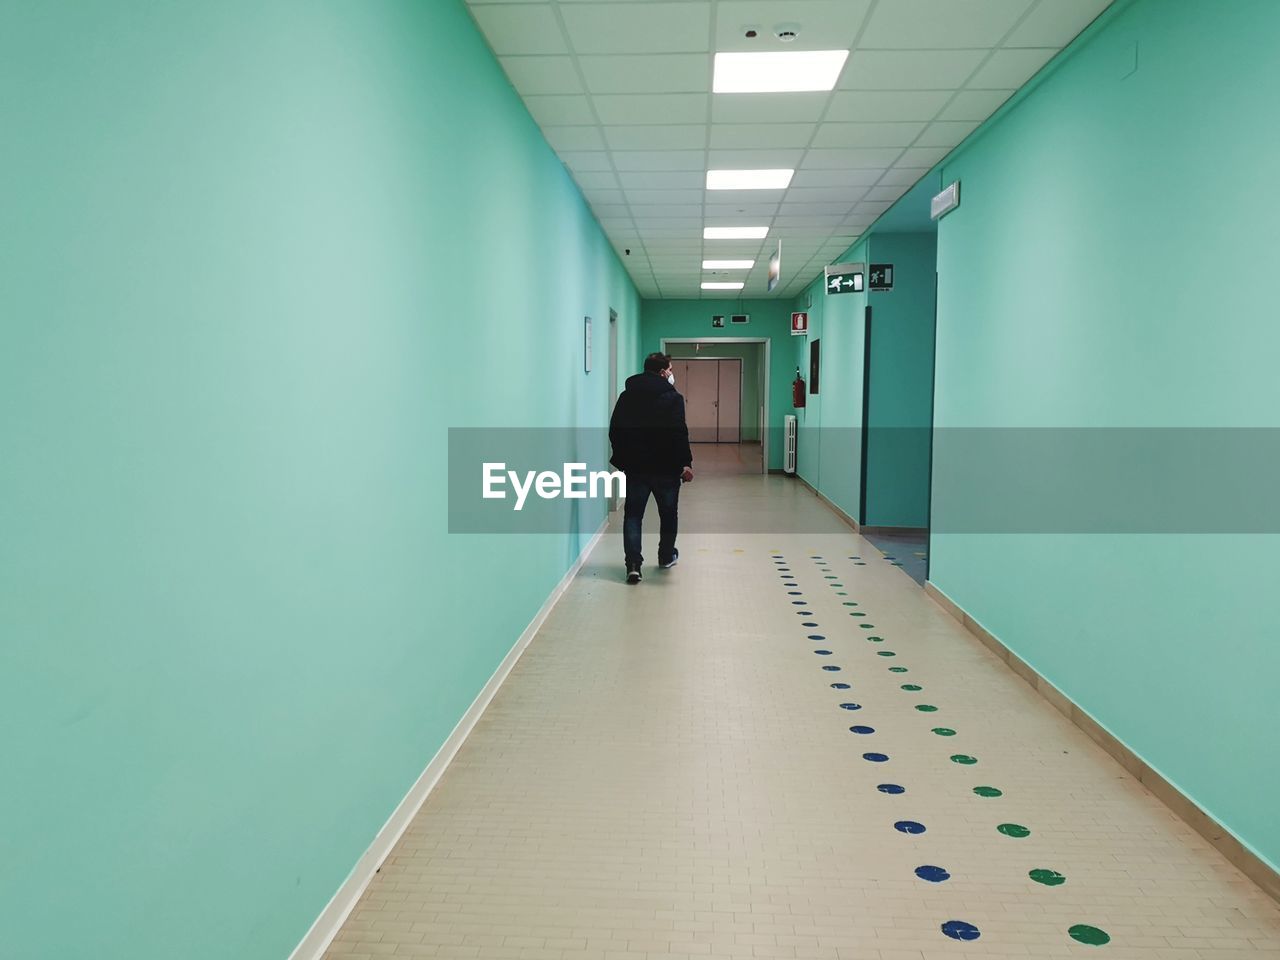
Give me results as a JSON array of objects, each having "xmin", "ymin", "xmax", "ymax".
[{"xmin": 623, "ymin": 474, "xmax": 680, "ymax": 565}]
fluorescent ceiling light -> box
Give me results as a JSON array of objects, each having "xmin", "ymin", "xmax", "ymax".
[
  {"xmin": 704, "ymin": 226, "xmax": 769, "ymax": 240},
  {"xmin": 707, "ymin": 169, "xmax": 794, "ymax": 191},
  {"xmin": 703, "ymin": 259, "xmax": 755, "ymax": 270},
  {"xmin": 702, "ymin": 282, "xmax": 745, "ymax": 290},
  {"xmin": 713, "ymin": 50, "xmax": 850, "ymax": 94}
]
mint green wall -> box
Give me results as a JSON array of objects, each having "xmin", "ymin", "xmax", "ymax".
[
  {"xmin": 791, "ymin": 240, "xmax": 869, "ymax": 519},
  {"xmin": 928, "ymin": 0, "xmax": 1280, "ymax": 869},
  {"xmin": 0, "ymin": 3, "xmax": 639, "ymax": 959},
  {"xmin": 641, "ymin": 300, "xmax": 792, "ymax": 469},
  {"xmin": 864, "ymin": 233, "xmax": 936, "ymax": 528},
  {"xmin": 667, "ymin": 342, "xmax": 763, "ymax": 442}
]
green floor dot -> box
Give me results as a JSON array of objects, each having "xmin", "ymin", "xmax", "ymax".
[
  {"xmin": 889, "ymin": 666, "xmax": 908, "ymax": 673},
  {"xmin": 914, "ymin": 704, "xmax": 937, "ymax": 712},
  {"xmin": 836, "ymin": 592, "xmax": 847, "ymax": 596},
  {"xmin": 842, "ymin": 602, "xmax": 858, "ymax": 606},
  {"xmin": 867, "ymin": 636, "xmax": 884, "ymax": 643},
  {"xmin": 972, "ymin": 786, "xmax": 1003, "ymax": 798},
  {"xmin": 876, "ymin": 651, "xmax": 896, "ymax": 657},
  {"xmin": 850, "ymin": 612, "xmax": 866, "ymax": 617},
  {"xmin": 831, "ymin": 583, "xmax": 843, "ymax": 587},
  {"xmin": 1068, "ymin": 924, "xmax": 1110, "ymax": 946},
  {"xmin": 900, "ymin": 683, "xmax": 922, "ymax": 691},
  {"xmin": 825, "ymin": 575, "xmax": 837, "ymax": 579},
  {"xmin": 859, "ymin": 623, "xmax": 875, "ymax": 629},
  {"xmin": 997, "ymin": 823, "xmax": 1031, "ymax": 838},
  {"xmin": 932, "ymin": 727, "xmax": 956, "ymax": 736},
  {"xmin": 1030, "ymin": 869, "xmax": 1066, "ymax": 887},
  {"xmin": 950, "ymin": 754, "xmax": 977, "ymax": 765}
]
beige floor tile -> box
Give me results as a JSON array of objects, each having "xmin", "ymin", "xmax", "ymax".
[{"xmin": 325, "ymin": 460, "xmax": 1280, "ymax": 960}]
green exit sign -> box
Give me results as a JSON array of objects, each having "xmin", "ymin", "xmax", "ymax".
[{"xmin": 824, "ymin": 262, "xmax": 865, "ymax": 295}]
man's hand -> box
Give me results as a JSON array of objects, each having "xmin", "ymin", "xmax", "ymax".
[{"xmin": 681, "ymin": 466, "xmax": 694, "ymax": 483}]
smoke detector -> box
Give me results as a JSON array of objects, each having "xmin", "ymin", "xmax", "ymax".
[{"xmin": 774, "ymin": 23, "xmax": 800, "ymax": 42}]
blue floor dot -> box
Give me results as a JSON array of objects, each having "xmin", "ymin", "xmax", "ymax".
[
  {"xmin": 894, "ymin": 820, "xmax": 926, "ymax": 834},
  {"xmin": 791, "ymin": 600, "xmax": 806, "ymax": 605},
  {"xmin": 788, "ymin": 591, "xmax": 802, "ymax": 596},
  {"xmin": 830, "ymin": 682, "xmax": 851, "ymax": 689},
  {"xmin": 813, "ymin": 649, "xmax": 832, "ymax": 656},
  {"xmin": 807, "ymin": 634, "xmax": 826, "ymax": 640},
  {"xmin": 801, "ymin": 622, "xmax": 819, "ymax": 627},
  {"xmin": 796, "ymin": 611, "xmax": 813, "ymax": 615},
  {"xmin": 848, "ymin": 725, "xmax": 875, "ymax": 734},
  {"xmin": 838, "ymin": 702, "xmax": 862, "ymax": 710},
  {"xmin": 876, "ymin": 783, "xmax": 905, "ymax": 794},
  {"xmin": 941, "ymin": 920, "xmax": 981, "ymax": 942},
  {"xmin": 862, "ymin": 752, "xmax": 889, "ymax": 762},
  {"xmin": 915, "ymin": 865, "xmax": 951, "ymax": 883},
  {"xmin": 821, "ymin": 665, "xmax": 841, "ymax": 672}
]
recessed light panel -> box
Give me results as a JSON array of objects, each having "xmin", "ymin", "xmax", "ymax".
[
  {"xmin": 713, "ymin": 51, "xmax": 850, "ymax": 94},
  {"xmin": 703, "ymin": 259, "xmax": 755, "ymax": 269},
  {"xmin": 704, "ymin": 226, "xmax": 769, "ymax": 240},
  {"xmin": 702, "ymin": 282, "xmax": 745, "ymax": 290},
  {"xmin": 706, "ymin": 169, "xmax": 794, "ymax": 191}
]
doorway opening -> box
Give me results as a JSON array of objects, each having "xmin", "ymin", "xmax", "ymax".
[
  {"xmin": 856, "ymin": 233, "xmax": 937, "ymax": 585},
  {"xmin": 662, "ymin": 337, "xmax": 769, "ymax": 477}
]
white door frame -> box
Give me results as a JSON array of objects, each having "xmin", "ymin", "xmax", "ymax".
[{"xmin": 661, "ymin": 337, "xmax": 770, "ymax": 474}]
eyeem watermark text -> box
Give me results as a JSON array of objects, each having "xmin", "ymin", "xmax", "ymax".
[{"xmin": 482, "ymin": 462, "xmax": 626, "ymax": 511}]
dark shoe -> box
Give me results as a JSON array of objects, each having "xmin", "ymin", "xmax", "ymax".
[
  {"xmin": 625, "ymin": 561, "xmax": 642, "ymax": 584},
  {"xmin": 659, "ymin": 549, "xmax": 679, "ymax": 569}
]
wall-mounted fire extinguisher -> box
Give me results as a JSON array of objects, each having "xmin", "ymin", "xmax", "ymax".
[{"xmin": 792, "ymin": 367, "xmax": 806, "ymax": 408}]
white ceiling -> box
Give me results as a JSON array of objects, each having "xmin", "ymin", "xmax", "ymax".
[{"xmin": 467, "ymin": 0, "xmax": 1114, "ymax": 300}]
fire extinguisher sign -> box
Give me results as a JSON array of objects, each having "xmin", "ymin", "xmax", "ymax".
[{"xmin": 791, "ymin": 311, "xmax": 808, "ymax": 336}]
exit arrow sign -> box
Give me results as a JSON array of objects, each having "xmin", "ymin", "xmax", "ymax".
[{"xmin": 824, "ymin": 262, "xmax": 865, "ymax": 295}]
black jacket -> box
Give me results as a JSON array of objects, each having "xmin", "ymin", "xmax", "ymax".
[{"xmin": 609, "ymin": 372, "xmax": 693, "ymax": 476}]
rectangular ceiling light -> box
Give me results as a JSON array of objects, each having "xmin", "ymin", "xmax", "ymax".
[
  {"xmin": 702, "ymin": 282, "xmax": 745, "ymax": 290},
  {"xmin": 703, "ymin": 259, "xmax": 755, "ymax": 269},
  {"xmin": 713, "ymin": 50, "xmax": 850, "ymax": 94},
  {"xmin": 706, "ymin": 169, "xmax": 794, "ymax": 191},
  {"xmin": 704, "ymin": 226, "xmax": 769, "ymax": 240}
]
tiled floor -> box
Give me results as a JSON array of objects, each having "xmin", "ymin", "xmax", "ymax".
[{"xmin": 325, "ymin": 473, "xmax": 1280, "ymax": 960}]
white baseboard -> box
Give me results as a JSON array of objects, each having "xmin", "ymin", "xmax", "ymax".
[{"xmin": 288, "ymin": 517, "xmax": 612, "ymax": 960}]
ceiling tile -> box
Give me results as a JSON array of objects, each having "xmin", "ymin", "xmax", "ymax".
[
  {"xmin": 582, "ymin": 188, "xmax": 625, "ymax": 204},
  {"xmin": 542, "ymin": 125, "xmax": 606, "ymax": 150},
  {"xmin": 783, "ymin": 185, "xmax": 870, "ymax": 203},
  {"xmin": 500, "ymin": 56, "xmax": 583, "ymax": 95},
  {"xmin": 859, "ymin": 0, "xmax": 1035, "ymax": 49},
  {"xmin": 593, "ymin": 94, "xmax": 709, "ymax": 125},
  {"xmin": 628, "ymin": 204, "xmax": 704, "ymax": 219},
  {"xmin": 561, "ymin": 2, "xmax": 711, "ymax": 54},
  {"xmin": 704, "ymin": 202, "xmax": 781, "ymax": 218},
  {"xmin": 604, "ymin": 125, "xmax": 707, "ymax": 150},
  {"xmin": 523, "ymin": 94, "xmax": 596, "ymax": 126},
  {"xmin": 714, "ymin": 0, "xmax": 873, "ymax": 52},
  {"xmin": 779, "ymin": 201, "xmax": 856, "ymax": 217},
  {"xmin": 864, "ymin": 185, "xmax": 907, "ymax": 203},
  {"xmin": 625, "ymin": 189, "xmax": 704, "ymax": 204},
  {"xmin": 619, "ymin": 171, "xmax": 706, "ymax": 190},
  {"xmin": 802, "ymin": 147, "xmax": 904, "ymax": 169},
  {"xmin": 876, "ymin": 167, "xmax": 930, "ymax": 186},
  {"xmin": 1005, "ymin": 0, "xmax": 1114, "ymax": 47},
  {"xmin": 574, "ymin": 171, "xmax": 620, "ymax": 190},
  {"xmin": 702, "ymin": 188, "xmax": 787, "ymax": 206},
  {"xmin": 839, "ymin": 50, "xmax": 987, "ymax": 90},
  {"xmin": 791, "ymin": 169, "xmax": 886, "ymax": 188},
  {"xmin": 896, "ymin": 144, "xmax": 950, "ymax": 166},
  {"xmin": 853, "ymin": 200, "xmax": 893, "ymax": 216},
  {"xmin": 810, "ymin": 121, "xmax": 926, "ymax": 148},
  {"xmin": 709, "ymin": 123, "xmax": 815, "ymax": 150},
  {"xmin": 579, "ymin": 54, "xmax": 709, "ymax": 94},
  {"xmin": 826, "ymin": 90, "xmax": 952, "ymax": 122},
  {"xmin": 937, "ymin": 88, "xmax": 1014, "ymax": 121},
  {"xmin": 915, "ymin": 120, "xmax": 981, "ymax": 147},
  {"xmin": 707, "ymin": 148, "xmax": 805, "ymax": 168},
  {"xmin": 968, "ymin": 47, "xmax": 1057, "ymax": 88},
  {"xmin": 470, "ymin": 5, "xmax": 568, "ymax": 55},
  {"xmin": 612, "ymin": 150, "xmax": 706, "ymax": 171},
  {"xmin": 559, "ymin": 151, "xmax": 613, "ymax": 172},
  {"xmin": 712, "ymin": 92, "xmax": 831, "ymax": 124},
  {"xmin": 592, "ymin": 204, "xmax": 632, "ymax": 219}
]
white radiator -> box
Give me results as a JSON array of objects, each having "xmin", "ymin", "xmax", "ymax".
[{"xmin": 783, "ymin": 415, "xmax": 797, "ymax": 474}]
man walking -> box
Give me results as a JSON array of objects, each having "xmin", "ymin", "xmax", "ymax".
[{"xmin": 609, "ymin": 352, "xmax": 695, "ymax": 583}]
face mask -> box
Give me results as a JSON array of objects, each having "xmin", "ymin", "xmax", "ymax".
[{"xmin": 666, "ymin": 372, "xmax": 675, "ymax": 385}]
